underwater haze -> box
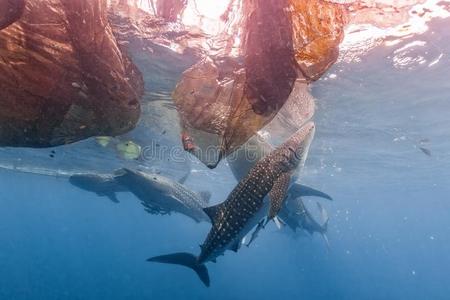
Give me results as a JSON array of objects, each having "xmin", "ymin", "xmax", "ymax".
[{"xmin": 1, "ymin": 2, "xmax": 450, "ymax": 300}]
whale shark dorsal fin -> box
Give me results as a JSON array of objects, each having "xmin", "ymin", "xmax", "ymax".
[
  {"xmin": 203, "ymin": 203, "xmax": 224, "ymax": 223},
  {"xmin": 198, "ymin": 191, "xmax": 211, "ymax": 206},
  {"xmin": 268, "ymin": 173, "xmax": 291, "ymax": 219}
]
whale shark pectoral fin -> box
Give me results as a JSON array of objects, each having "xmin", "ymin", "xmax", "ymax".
[
  {"xmin": 268, "ymin": 173, "xmax": 291, "ymax": 219},
  {"xmin": 291, "ymin": 184, "xmax": 333, "ymax": 201},
  {"xmin": 203, "ymin": 203, "xmax": 224, "ymax": 224},
  {"xmin": 105, "ymin": 192, "xmax": 120, "ymax": 203},
  {"xmin": 95, "ymin": 191, "xmax": 118, "ymax": 203}
]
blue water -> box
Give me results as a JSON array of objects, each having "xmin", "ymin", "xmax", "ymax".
[{"xmin": 1, "ymin": 19, "xmax": 450, "ymax": 300}]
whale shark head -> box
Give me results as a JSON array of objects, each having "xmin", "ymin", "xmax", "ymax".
[{"xmin": 276, "ymin": 121, "xmax": 315, "ymax": 173}]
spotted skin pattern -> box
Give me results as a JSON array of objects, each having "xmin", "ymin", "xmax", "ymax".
[
  {"xmin": 268, "ymin": 172, "xmax": 291, "ymax": 219},
  {"xmin": 198, "ymin": 122, "xmax": 315, "ymax": 264}
]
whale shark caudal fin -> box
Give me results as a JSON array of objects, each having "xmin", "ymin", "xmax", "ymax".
[
  {"xmin": 291, "ymin": 184, "xmax": 333, "ymax": 201},
  {"xmin": 147, "ymin": 252, "xmax": 210, "ymax": 287}
]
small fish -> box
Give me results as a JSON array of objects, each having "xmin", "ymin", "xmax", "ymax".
[
  {"xmin": 245, "ymin": 219, "xmax": 266, "ymax": 247},
  {"xmin": 419, "ymin": 147, "xmax": 431, "ymax": 157}
]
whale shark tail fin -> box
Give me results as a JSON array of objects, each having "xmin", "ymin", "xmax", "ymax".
[{"xmin": 147, "ymin": 252, "xmax": 210, "ymax": 287}]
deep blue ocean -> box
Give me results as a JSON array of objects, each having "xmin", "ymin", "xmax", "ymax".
[{"xmin": 1, "ymin": 18, "xmax": 449, "ymax": 300}]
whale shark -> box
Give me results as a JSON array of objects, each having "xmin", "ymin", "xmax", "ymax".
[
  {"xmin": 148, "ymin": 122, "xmax": 315, "ymax": 287},
  {"xmin": 226, "ymin": 129, "xmax": 331, "ymax": 241},
  {"xmin": 69, "ymin": 169, "xmax": 210, "ymax": 223},
  {"xmin": 113, "ymin": 168, "xmax": 210, "ymax": 223},
  {"xmin": 278, "ymin": 197, "xmax": 329, "ymax": 247}
]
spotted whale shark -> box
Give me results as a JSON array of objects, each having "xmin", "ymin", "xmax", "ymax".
[
  {"xmin": 113, "ymin": 168, "xmax": 210, "ymax": 223},
  {"xmin": 226, "ymin": 128, "xmax": 331, "ymax": 245},
  {"xmin": 69, "ymin": 169, "xmax": 210, "ymax": 223},
  {"xmin": 278, "ymin": 197, "xmax": 329, "ymax": 247},
  {"xmin": 148, "ymin": 122, "xmax": 315, "ymax": 286}
]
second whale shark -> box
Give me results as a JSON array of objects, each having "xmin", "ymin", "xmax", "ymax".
[{"xmin": 69, "ymin": 169, "xmax": 210, "ymax": 223}]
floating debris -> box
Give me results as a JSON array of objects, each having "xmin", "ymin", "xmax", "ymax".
[
  {"xmin": 95, "ymin": 136, "xmax": 112, "ymax": 147},
  {"xmin": 116, "ymin": 140, "xmax": 142, "ymax": 160}
]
